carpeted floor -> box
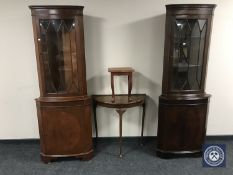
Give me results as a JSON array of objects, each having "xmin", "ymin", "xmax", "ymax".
[{"xmin": 0, "ymin": 138, "xmax": 232, "ymax": 175}]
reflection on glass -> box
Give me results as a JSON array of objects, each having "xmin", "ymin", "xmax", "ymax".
[
  {"xmin": 171, "ymin": 19, "xmax": 207, "ymax": 90},
  {"xmin": 39, "ymin": 19, "xmax": 77, "ymax": 93}
]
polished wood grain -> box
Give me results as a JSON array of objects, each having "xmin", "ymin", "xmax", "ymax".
[
  {"xmin": 108, "ymin": 67, "xmax": 135, "ymax": 73},
  {"xmin": 157, "ymin": 4, "xmax": 216, "ymax": 158},
  {"xmin": 157, "ymin": 96, "xmax": 210, "ymax": 155},
  {"xmin": 93, "ymin": 94, "xmax": 145, "ymax": 108},
  {"xmin": 29, "ymin": 6, "xmax": 93, "ymax": 163}
]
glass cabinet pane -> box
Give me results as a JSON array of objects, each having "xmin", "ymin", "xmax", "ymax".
[
  {"xmin": 39, "ymin": 19, "xmax": 77, "ymax": 94},
  {"xmin": 170, "ymin": 19, "xmax": 207, "ymax": 91}
]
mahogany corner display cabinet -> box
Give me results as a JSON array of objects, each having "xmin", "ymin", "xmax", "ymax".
[
  {"xmin": 29, "ymin": 6, "xmax": 93, "ymax": 163},
  {"xmin": 157, "ymin": 4, "xmax": 216, "ymax": 158}
]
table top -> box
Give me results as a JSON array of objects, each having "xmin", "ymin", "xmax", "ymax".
[
  {"xmin": 92, "ymin": 94, "xmax": 146, "ymax": 108},
  {"xmin": 108, "ymin": 67, "xmax": 135, "ymax": 73}
]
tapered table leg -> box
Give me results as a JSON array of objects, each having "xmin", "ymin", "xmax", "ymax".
[
  {"xmin": 128, "ymin": 73, "xmax": 132, "ymax": 102},
  {"xmin": 140, "ymin": 103, "xmax": 146, "ymax": 146},
  {"xmin": 111, "ymin": 73, "xmax": 115, "ymax": 102},
  {"xmin": 116, "ymin": 108, "xmax": 126, "ymax": 158}
]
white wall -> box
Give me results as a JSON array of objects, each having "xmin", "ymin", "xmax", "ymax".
[{"xmin": 0, "ymin": 0, "xmax": 232, "ymax": 139}]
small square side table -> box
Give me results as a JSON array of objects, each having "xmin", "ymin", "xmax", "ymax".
[{"xmin": 108, "ymin": 67, "xmax": 135, "ymax": 102}]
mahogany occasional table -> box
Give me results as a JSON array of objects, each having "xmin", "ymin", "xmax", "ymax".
[
  {"xmin": 108, "ymin": 67, "xmax": 135, "ymax": 102},
  {"xmin": 92, "ymin": 94, "xmax": 146, "ymax": 158}
]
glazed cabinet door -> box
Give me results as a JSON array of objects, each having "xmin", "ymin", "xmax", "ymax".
[
  {"xmin": 39, "ymin": 18, "xmax": 77, "ymax": 94},
  {"xmin": 168, "ymin": 16, "xmax": 211, "ymax": 93},
  {"xmin": 34, "ymin": 16, "xmax": 85, "ymax": 96}
]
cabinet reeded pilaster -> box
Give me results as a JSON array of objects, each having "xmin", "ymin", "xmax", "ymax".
[
  {"xmin": 29, "ymin": 6, "xmax": 93, "ymax": 163},
  {"xmin": 157, "ymin": 4, "xmax": 216, "ymax": 157}
]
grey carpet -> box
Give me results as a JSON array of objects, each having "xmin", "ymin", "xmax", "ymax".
[{"xmin": 0, "ymin": 138, "xmax": 232, "ymax": 175}]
